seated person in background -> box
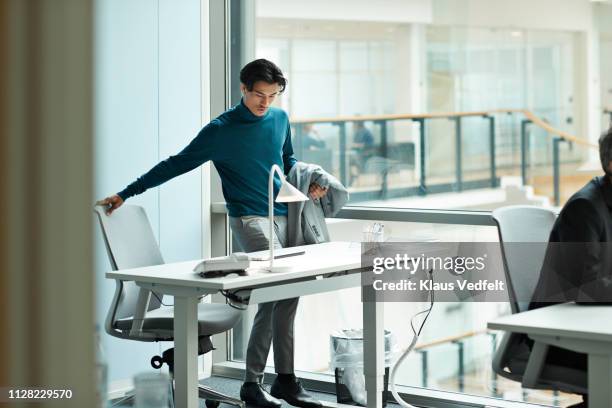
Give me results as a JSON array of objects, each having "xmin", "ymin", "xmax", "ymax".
[
  {"xmin": 527, "ymin": 126, "xmax": 612, "ymax": 408},
  {"xmin": 301, "ymin": 123, "xmax": 326, "ymax": 150},
  {"xmin": 352, "ymin": 121, "xmax": 374, "ymax": 148},
  {"xmin": 349, "ymin": 121, "xmax": 376, "ymax": 185}
]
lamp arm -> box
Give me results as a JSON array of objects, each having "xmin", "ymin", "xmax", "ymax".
[{"xmin": 268, "ymin": 164, "xmax": 284, "ymax": 270}]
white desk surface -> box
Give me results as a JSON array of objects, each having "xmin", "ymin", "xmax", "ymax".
[
  {"xmin": 106, "ymin": 241, "xmax": 363, "ymax": 290},
  {"xmin": 488, "ymin": 303, "xmax": 612, "ymax": 343}
]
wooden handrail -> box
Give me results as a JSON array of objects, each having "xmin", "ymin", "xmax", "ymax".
[
  {"xmin": 291, "ymin": 109, "xmax": 517, "ymax": 124},
  {"xmin": 291, "ymin": 108, "xmax": 597, "ymax": 149},
  {"xmin": 413, "ymin": 329, "xmax": 488, "ymax": 351},
  {"xmin": 521, "ymin": 110, "xmax": 594, "ymax": 147}
]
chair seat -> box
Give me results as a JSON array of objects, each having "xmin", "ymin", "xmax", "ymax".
[{"xmin": 115, "ymin": 303, "xmax": 241, "ymax": 337}]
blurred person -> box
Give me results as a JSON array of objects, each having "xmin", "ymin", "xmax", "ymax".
[
  {"xmin": 352, "ymin": 121, "xmax": 374, "ymax": 148},
  {"xmin": 301, "ymin": 123, "xmax": 326, "ymax": 150},
  {"xmin": 349, "ymin": 121, "xmax": 376, "ymax": 186}
]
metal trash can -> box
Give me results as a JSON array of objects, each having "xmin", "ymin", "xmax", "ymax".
[{"xmin": 330, "ymin": 329, "xmax": 397, "ymax": 407}]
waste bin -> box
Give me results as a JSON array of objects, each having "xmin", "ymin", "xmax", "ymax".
[{"xmin": 330, "ymin": 329, "xmax": 397, "ymax": 407}]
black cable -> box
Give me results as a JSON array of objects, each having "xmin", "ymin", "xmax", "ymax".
[
  {"xmin": 220, "ymin": 290, "xmax": 249, "ymax": 310},
  {"xmin": 226, "ymin": 301, "xmax": 248, "ymax": 311},
  {"xmin": 418, "ymin": 269, "xmax": 435, "ymax": 336},
  {"xmin": 409, "ymin": 269, "xmax": 435, "ymax": 338}
]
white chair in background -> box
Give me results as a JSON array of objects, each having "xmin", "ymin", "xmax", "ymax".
[{"xmin": 492, "ymin": 205, "xmax": 586, "ymax": 396}]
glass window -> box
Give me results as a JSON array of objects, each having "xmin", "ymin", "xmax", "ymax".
[
  {"xmin": 225, "ymin": 2, "xmax": 606, "ymax": 407},
  {"xmin": 248, "ymin": 11, "xmax": 591, "ymax": 212}
]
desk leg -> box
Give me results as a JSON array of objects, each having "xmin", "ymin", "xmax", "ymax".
[
  {"xmin": 363, "ymin": 300, "xmax": 384, "ymax": 408},
  {"xmin": 587, "ymin": 354, "xmax": 612, "ymax": 408},
  {"xmin": 174, "ymin": 295, "xmax": 199, "ymax": 408}
]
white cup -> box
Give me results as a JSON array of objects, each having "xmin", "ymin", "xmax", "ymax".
[{"xmin": 362, "ymin": 223, "xmax": 384, "ymax": 242}]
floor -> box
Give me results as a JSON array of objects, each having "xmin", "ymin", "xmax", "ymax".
[
  {"xmin": 112, "ymin": 375, "xmax": 358, "ymax": 408},
  {"xmin": 110, "ymin": 374, "xmax": 581, "ymax": 407},
  {"xmin": 198, "ymin": 376, "xmax": 340, "ymax": 408}
]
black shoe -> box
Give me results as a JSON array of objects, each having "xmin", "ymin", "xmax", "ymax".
[
  {"xmin": 270, "ymin": 376, "xmax": 322, "ymax": 408},
  {"xmin": 240, "ymin": 382, "xmax": 283, "ymax": 408}
]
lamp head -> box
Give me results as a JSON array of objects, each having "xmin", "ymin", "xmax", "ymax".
[
  {"xmin": 276, "ymin": 179, "xmax": 308, "ymax": 203},
  {"xmin": 266, "ymin": 164, "xmax": 308, "ymax": 273}
]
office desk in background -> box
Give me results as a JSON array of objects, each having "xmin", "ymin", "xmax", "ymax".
[
  {"xmin": 488, "ymin": 303, "xmax": 612, "ymax": 408},
  {"xmin": 107, "ymin": 241, "xmax": 389, "ymax": 408}
]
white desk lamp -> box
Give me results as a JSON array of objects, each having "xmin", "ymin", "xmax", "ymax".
[{"xmin": 268, "ymin": 164, "xmax": 308, "ymax": 272}]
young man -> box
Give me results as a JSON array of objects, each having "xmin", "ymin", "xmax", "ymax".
[{"xmin": 98, "ymin": 59, "xmax": 325, "ymax": 408}]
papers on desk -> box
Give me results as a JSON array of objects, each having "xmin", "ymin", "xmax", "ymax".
[{"xmin": 194, "ymin": 250, "xmax": 307, "ymax": 278}]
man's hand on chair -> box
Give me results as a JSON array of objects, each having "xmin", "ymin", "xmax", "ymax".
[
  {"xmin": 96, "ymin": 194, "xmax": 124, "ymax": 215},
  {"xmin": 308, "ymin": 183, "xmax": 328, "ymax": 200}
]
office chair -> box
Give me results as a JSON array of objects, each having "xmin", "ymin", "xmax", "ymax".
[
  {"xmin": 491, "ymin": 205, "xmax": 587, "ymax": 395},
  {"xmin": 94, "ymin": 205, "xmax": 244, "ymax": 408}
]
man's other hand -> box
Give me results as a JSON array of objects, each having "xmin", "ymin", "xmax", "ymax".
[
  {"xmin": 96, "ymin": 194, "xmax": 124, "ymax": 215},
  {"xmin": 308, "ymin": 183, "xmax": 328, "ymax": 200}
]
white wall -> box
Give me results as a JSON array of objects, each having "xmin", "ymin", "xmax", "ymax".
[
  {"xmin": 257, "ymin": 0, "xmax": 433, "ymax": 23},
  {"xmin": 94, "ymin": 0, "xmax": 204, "ymax": 384},
  {"xmin": 258, "ymin": 0, "xmax": 596, "ymax": 32},
  {"xmin": 432, "ymin": 0, "xmax": 592, "ymax": 31}
]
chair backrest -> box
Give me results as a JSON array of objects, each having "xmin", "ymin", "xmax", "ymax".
[
  {"xmin": 94, "ymin": 205, "xmax": 164, "ymax": 329},
  {"xmin": 492, "ymin": 205, "xmax": 556, "ymax": 314}
]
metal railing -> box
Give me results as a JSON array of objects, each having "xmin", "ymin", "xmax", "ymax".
[{"xmin": 291, "ymin": 109, "xmax": 599, "ymax": 206}]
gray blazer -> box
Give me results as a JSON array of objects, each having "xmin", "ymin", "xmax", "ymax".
[{"xmin": 286, "ymin": 162, "xmax": 349, "ymax": 246}]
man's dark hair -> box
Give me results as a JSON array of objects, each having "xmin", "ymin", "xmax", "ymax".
[
  {"xmin": 600, "ymin": 125, "xmax": 612, "ymax": 177},
  {"xmin": 240, "ymin": 59, "xmax": 286, "ymax": 92}
]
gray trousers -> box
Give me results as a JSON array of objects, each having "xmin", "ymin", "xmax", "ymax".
[{"xmin": 229, "ymin": 215, "xmax": 298, "ymax": 383}]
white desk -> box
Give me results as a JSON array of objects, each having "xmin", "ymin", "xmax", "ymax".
[
  {"xmin": 107, "ymin": 241, "xmax": 386, "ymax": 408},
  {"xmin": 488, "ymin": 303, "xmax": 612, "ymax": 408}
]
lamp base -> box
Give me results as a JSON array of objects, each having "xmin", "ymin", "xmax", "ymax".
[{"xmin": 264, "ymin": 265, "xmax": 293, "ymax": 273}]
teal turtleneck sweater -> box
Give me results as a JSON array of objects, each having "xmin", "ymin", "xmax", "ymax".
[{"xmin": 118, "ymin": 100, "xmax": 297, "ymax": 217}]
